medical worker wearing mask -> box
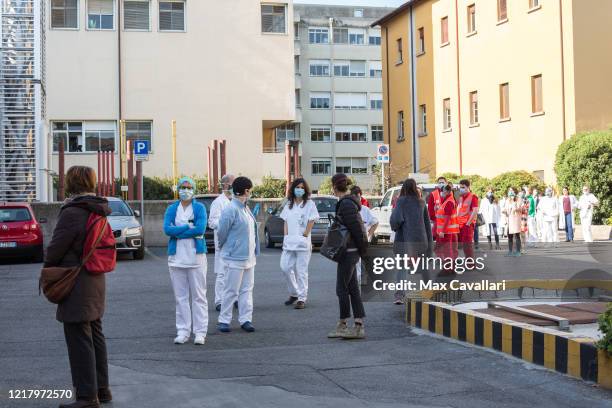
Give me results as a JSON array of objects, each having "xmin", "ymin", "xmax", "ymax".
[
  {"xmin": 208, "ymin": 174, "xmax": 235, "ymax": 311},
  {"xmin": 280, "ymin": 178, "xmax": 319, "ymax": 309},
  {"xmin": 537, "ymin": 187, "xmax": 559, "ymax": 246},
  {"xmin": 216, "ymin": 177, "xmax": 259, "ymax": 333},
  {"xmin": 163, "ymin": 177, "xmax": 208, "ymax": 345},
  {"xmin": 578, "ymin": 185, "xmax": 599, "ymax": 243}
]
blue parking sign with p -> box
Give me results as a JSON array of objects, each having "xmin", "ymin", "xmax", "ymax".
[{"xmin": 134, "ymin": 140, "xmax": 149, "ymax": 155}]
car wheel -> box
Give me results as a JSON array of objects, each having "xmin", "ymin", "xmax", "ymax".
[
  {"xmin": 133, "ymin": 245, "xmax": 145, "ymax": 260},
  {"xmin": 265, "ymin": 230, "xmax": 275, "ymax": 248}
]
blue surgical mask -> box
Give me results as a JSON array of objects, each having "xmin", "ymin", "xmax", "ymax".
[
  {"xmin": 294, "ymin": 187, "xmax": 305, "ymax": 198},
  {"xmin": 438, "ymin": 182, "xmax": 446, "ymax": 189},
  {"xmin": 508, "ymin": 192, "xmax": 515, "ymax": 198},
  {"xmin": 179, "ymin": 189, "xmax": 194, "ymax": 201},
  {"xmin": 486, "ymin": 192, "xmax": 493, "ymax": 198},
  {"xmin": 459, "ymin": 187, "xmax": 467, "ymax": 195}
]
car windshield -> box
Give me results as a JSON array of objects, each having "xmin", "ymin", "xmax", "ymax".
[
  {"xmin": 0, "ymin": 208, "xmax": 31, "ymax": 222},
  {"xmin": 313, "ymin": 198, "xmax": 337, "ymax": 213},
  {"xmin": 108, "ymin": 200, "xmax": 133, "ymax": 216}
]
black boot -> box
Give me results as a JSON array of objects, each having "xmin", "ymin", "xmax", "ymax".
[
  {"xmin": 59, "ymin": 399, "xmax": 100, "ymax": 408},
  {"xmin": 284, "ymin": 296, "xmax": 298, "ymax": 305},
  {"xmin": 98, "ymin": 388, "xmax": 112, "ymax": 403}
]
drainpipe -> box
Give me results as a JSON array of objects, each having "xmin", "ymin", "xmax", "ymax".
[
  {"xmin": 384, "ymin": 26, "xmax": 391, "ymax": 170},
  {"xmin": 454, "ymin": 0, "xmax": 463, "ymax": 174},
  {"xmin": 409, "ymin": 4, "xmax": 418, "ymax": 173},
  {"xmin": 117, "ymin": 0, "xmax": 124, "ymax": 182},
  {"xmin": 558, "ymin": 0, "xmax": 567, "ymax": 141},
  {"xmin": 329, "ymin": 17, "xmax": 336, "ymax": 173}
]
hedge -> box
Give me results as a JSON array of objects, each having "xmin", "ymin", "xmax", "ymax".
[{"xmin": 251, "ymin": 176, "xmax": 286, "ymax": 199}]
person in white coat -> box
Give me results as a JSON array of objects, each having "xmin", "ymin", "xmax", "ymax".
[
  {"xmin": 351, "ymin": 186, "xmax": 378, "ymax": 286},
  {"xmin": 480, "ymin": 189, "xmax": 501, "ymax": 250},
  {"xmin": 208, "ymin": 174, "xmax": 235, "ymax": 311},
  {"xmin": 558, "ymin": 187, "xmax": 578, "ymax": 242},
  {"xmin": 280, "ymin": 178, "xmax": 319, "ymax": 309},
  {"xmin": 578, "ymin": 185, "xmax": 599, "ymax": 243},
  {"xmin": 537, "ymin": 187, "xmax": 559, "ymax": 247},
  {"xmin": 163, "ymin": 177, "xmax": 208, "ymax": 345}
]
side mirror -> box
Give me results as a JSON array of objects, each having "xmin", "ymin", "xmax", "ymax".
[
  {"xmin": 267, "ymin": 207, "xmax": 274, "ymax": 215},
  {"xmin": 133, "ymin": 210, "xmax": 141, "ymax": 217},
  {"xmin": 38, "ymin": 217, "xmax": 47, "ymax": 224}
]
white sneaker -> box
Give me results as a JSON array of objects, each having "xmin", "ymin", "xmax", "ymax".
[
  {"xmin": 194, "ymin": 334, "xmax": 206, "ymax": 345},
  {"xmin": 174, "ymin": 334, "xmax": 190, "ymax": 344}
]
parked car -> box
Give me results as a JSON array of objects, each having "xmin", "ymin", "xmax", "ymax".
[
  {"xmin": 264, "ymin": 195, "xmax": 338, "ymax": 248},
  {"xmin": 371, "ymin": 183, "xmax": 457, "ymax": 239},
  {"xmin": 106, "ymin": 197, "xmax": 145, "ymax": 260},
  {"xmin": 194, "ymin": 194, "xmax": 217, "ymax": 250},
  {"xmin": 0, "ymin": 202, "xmax": 44, "ymax": 262}
]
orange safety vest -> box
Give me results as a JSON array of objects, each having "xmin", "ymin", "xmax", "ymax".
[
  {"xmin": 431, "ymin": 189, "xmax": 442, "ymax": 212},
  {"xmin": 456, "ymin": 192, "xmax": 475, "ymax": 227},
  {"xmin": 436, "ymin": 197, "xmax": 459, "ymax": 234}
]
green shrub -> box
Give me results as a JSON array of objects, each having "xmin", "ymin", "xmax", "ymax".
[
  {"xmin": 555, "ymin": 130, "xmax": 612, "ymax": 224},
  {"xmin": 317, "ymin": 175, "xmax": 356, "ymax": 195},
  {"xmin": 490, "ymin": 171, "xmax": 546, "ymax": 196},
  {"xmin": 142, "ymin": 176, "xmax": 208, "ymax": 200},
  {"xmin": 251, "ymin": 176, "xmax": 286, "ymax": 198},
  {"xmin": 430, "ymin": 173, "xmax": 491, "ymax": 198},
  {"xmin": 597, "ymin": 303, "xmax": 612, "ymax": 356},
  {"xmin": 607, "ymin": 215, "xmax": 612, "ymax": 226}
]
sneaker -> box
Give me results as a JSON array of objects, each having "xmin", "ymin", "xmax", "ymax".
[
  {"xmin": 294, "ymin": 301, "xmax": 305, "ymax": 309},
  {"xmin": 513, "ymin": 252, "xmax": 522, "ymax": 257},
  {"xmin": 174, "ymin": 334, "xmax": 189, "ymax": 344},
  {"xmin": 341, "ymin": 323, "xmax": 365, "ymax": 340},
  {"xmin": 194, "ymin": 334, "xmax": 206, "ymax": 345},
  {"xmin": 241, "ymin": 321, "xmax": 255, "ymax": 332},
  {"xmin": 504, "ymin": 252, "xmax": 513, "ymax": 257},
  {"xmin": 217, "ymin": 323, "xmax": 231, "ymax": 333},
  {"xmin": 98, "ymin": 388, "xmax": 112, "ymax": 403},
  {"xmin": 215, "ymin": 304, "xmax": 221, "ymax": 312},
  {"xmin": 59, "ymin": 400, "xmax": 100, "ymax": 408},
  {"xmin": 284, "ymin": 296, "xmax": 298, "ymax": 306},
  {"xmin": 327, "ymin": 321, "xmax": 349, "ymax": 338}
]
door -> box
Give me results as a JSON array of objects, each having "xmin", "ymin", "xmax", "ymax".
[{"xmin": 372, "ymin": 188, "xmax": 399, "ymax": 237}]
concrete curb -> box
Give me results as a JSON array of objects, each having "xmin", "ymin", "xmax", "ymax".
[{"xmin": 405, "ymin": 300, "xmax": 611, "ymax": 389}]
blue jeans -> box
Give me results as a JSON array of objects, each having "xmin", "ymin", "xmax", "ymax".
[
  {"xmin": 473, "ymin": 224, "xmax": 479, "ymax": 246},
  {"xmin": 564, "ymin": 212, "xmax": 574, "ymax": 241}
]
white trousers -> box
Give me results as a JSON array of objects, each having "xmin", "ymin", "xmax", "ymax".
[
  {"xmin": 527, "ymin": 216, "xmax": 538, "ymax": 244},
  {"xmin": 280, "ymin": 250, "xmax": 311, "ymax": 302},
  {"xmin": 218, "ymin": 265, "xmax": 254, "ymax": 325},
  {"xmin": 169, "ymin": 262, "xmax": 208, "ymax": 337},
  {"xmin": 581, "ymin": 214, "xmax": 593, "ymax": 242},
  {"xmin": 541, "ymin": 220, "xmax": 557, "ymax": 244},
  {"xmin": 213, "ymin": 251, "xmax": 226, "ymax": 306}
]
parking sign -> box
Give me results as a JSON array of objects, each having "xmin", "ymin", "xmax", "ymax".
[
  {"xmin": 376, "ymin": 144, "xmax": 390, "ymax": 163},
  {"xmin": 134, "ymin": 140, "xmax": 149, "ymax": 161}
]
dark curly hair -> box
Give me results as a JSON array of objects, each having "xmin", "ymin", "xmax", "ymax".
[{"xmin": 287, "ymin": 178, "xmax": 311, "ymax": 209}]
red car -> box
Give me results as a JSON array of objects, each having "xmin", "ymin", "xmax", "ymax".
[{"xmin": 0, "ymin": 202, "xmax": 44, "ymax": 262}]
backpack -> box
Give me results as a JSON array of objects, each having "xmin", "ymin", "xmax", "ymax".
[
  {"xmin": 320, "ymin": 198, "xmax": 359, "ymax": 263},
  {"xmin": 83, "ymin": 213, "xmax": 116, "ymax": 274}
]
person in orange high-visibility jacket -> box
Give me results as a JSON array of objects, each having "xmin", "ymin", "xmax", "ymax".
[
  {"xmin": 428, "ymin": 176, "xmax": 454, "ymax": 240},
  {"xmin": 456, "ymin": 179, "xmax": 479, "ymax": 263},
  {"xmin": 435, "ymin": 184, "xmax": 459, "ymax": 273}
]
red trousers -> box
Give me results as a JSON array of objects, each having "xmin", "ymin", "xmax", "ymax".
[
  {"xmin": 435, "ymin": 234, "xmax": 458, "ymax": 272},
  {"xmin": 459, "ymin": 224, "xmax": 475, "ymax": 260}
]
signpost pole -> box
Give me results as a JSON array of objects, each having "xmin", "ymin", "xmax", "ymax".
[{"xmin": 381, "ymin": 162, "xmax": 385, "ymax": 195}]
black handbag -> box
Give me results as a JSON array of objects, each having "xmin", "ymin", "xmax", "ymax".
[
  {"xmin": 476, "ymin": 213, "xmax": 486, "ymax": 227},
  {"xmin": 320, "ymin": 213, "xmax": 351, "ymax": 263}
]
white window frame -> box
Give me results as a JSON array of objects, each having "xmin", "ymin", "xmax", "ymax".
[
  {"xmin": 354, "ymin": 8, "xmax": 364, "ymax": 18},
  {"xmin": 311, "ymin": 158, "xmax": 332, "ymax": 175},
  {"xmin": 86, "ymin": 0, "xmax": 116, "ymax": 31},
  {"xmin": 310, "ymin": 126, "xmax": 331, "ymax": 142},
  {"xmin": 349, "ymin": 28, "xmax": 365, "ymax": 45},
  {"xmin": 334, "ymin": 125, "xmax": 368, "ymax": 142},
  {"xmin": 261, "ymin": 3, "xmax": 287, "ymax": 35},
  {"xmin": 123, "ymin": 0, "xmax": 151, "ymax": 31},
  {"xmin": 368, "ymin": 28, "xmax": 381, "ymax": 45},
  {"xmin": 309, "ymin": 59, "xmax": 331, "ymax": 77},
  {"xmin": 419, "ymin": 104, "xmax": 427, "ymax": 136},
  {"xmin": 335, "ymin": 157, "xmax": 369, "ymax": 174},
  {"xmin": 125, "ymin": 120, "xmax": 154, "ymax": 152},
  {"xmin": 308, "ymin": 27, "xmax": 329, "ymax": 44},
  {"xmin": 159, "ymin": 0, "xmax": 186, "ymax": 32},
  {"xmin": 333, "ymin": 93, "xmax": 367, "ymax": 110},
  {"xmin": 52, "ymin": 120, "xmax": 117, "ymax": 154},
  {"xmin": 371, "ymin": 125, "xmax": 384, "ymax": 142},
  {"xmin": 50, "ymin": 0, "xmax": 80, "ymax": 30},
  {"xmin": 443, "ymin": 98, "xmax": 452, "ymax": 130},
  {"xmin": 397, "ymin": 111, "xmax": 405, "ymax": 141},
  {"xmin": 369, "ymin": 93, "xmax": 383, "ymax": 110},
  {"xmin": 369, "ymin": 61, "xmax": 382, "ymax": 77},
  {"xmin": 310, "ymin": 92, "xmax": 331, "ymax": 109}
]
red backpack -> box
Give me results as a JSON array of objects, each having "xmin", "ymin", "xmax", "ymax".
[{"xmin": 83, "ymin": 213, "xmax": 116, "ymax": 274}]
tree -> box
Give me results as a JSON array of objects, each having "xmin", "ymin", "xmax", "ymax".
[
  {"xmin": 371, "ymin": 163, "xmax": 391, "ymax": 195},
  {"xmin": 318, "ymin": 175, "xmax": 356, "ymax": 195},
  {"xmin": 555, "ymin": 130, "xmax": 612, "ymax": 224},
  {"xmin": 251, "ymin": 176, "xmax": 286, "ymax": 198},
  {"xmin": 490, "ymin": 171, "xmax": 546, "ymax": 197}
]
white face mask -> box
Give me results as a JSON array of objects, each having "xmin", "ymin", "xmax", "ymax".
[{"xmin": 179, "ymin": 188, "xmax": 194, "ymax": 201}]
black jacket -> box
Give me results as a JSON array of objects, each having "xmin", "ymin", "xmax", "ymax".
[
  {"xmin": 44, "ymin": 195, "xmax": 112, "ymax": 323},
  {"xmin": 335, "ymin": 195, "xmax": 368, "ymax": 256},
  {"xmin": 390, "ymin": 195, "xmax": 433, "ymax": 258}
]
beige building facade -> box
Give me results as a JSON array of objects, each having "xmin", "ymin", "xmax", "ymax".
[{"xmin": 44, "ymin": 0, "xmax": 295, "ymax": 199}]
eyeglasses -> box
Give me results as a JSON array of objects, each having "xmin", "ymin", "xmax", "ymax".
[{"xmin": 178, "ymin": 186, "xmax": 193, "ymax": 190}]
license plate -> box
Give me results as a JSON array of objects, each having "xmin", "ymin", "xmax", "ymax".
[{"xmin": 0, "ymin": 242, "xmax": 17, "ymax": 248}]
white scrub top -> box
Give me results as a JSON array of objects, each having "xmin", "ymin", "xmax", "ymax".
[
  {"xmin": 168, "ymin": 203, "xmax": 205, "ymax": 268},
  {"xmin": 280, "ymin": 199, "xmax": 319, "ymax": 251}
]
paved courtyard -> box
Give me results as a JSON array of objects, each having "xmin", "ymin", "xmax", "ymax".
[{"xmin": 0, "ymin": 244, "xmax": 611, "ymax": 408}]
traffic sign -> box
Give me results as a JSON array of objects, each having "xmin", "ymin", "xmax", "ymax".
[
  {"xmin": 376, "ymin": 144, "xmax": 390, "ymax": 163},
  {"xmin": 134, "ymin": 140, "xmax": 150, "ymax": 161}
]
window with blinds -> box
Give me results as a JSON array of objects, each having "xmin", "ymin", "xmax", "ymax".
[
  {"xmin": 333, "ymin": 28, "xmax": 348, "ymax": 44},
  {"xmin": 51, "ymin": 0, "xmax": 78, "ymax": 28},
  {"xmin": 88, "ymin": 0, "xmax": 114, "ymax": 30},
  {"xmin": 159, "ymin": 1, "xmax": 185, "ymax": 31},
  {"xmin": 334, "ymin": 93, "xmax": 366, "ymax": 110},
  {"xmin": 125, "ymin": 121, "xmax": 153, "ymax": 148},
  {"xmin": 124, "ymin": 1, "xmax": 150, "ymax": 30},
  {"xmin": 370, "ymin": 93, "xmax": 382, "ymax": 110},
  {"xmin": 261, "ymin": 4, "xmax": 286, "ymax": 34}
]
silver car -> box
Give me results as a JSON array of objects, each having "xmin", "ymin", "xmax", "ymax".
[{"xmin": 106, "ymin": 197, "xmax": 145, "ymax": 260}]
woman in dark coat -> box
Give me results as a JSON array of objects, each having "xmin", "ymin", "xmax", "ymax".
[
  {"xmin": 45, "ymin": 166, "xmax": 113, "ymax": 408},
  {"xmin": 390, "ymin": 178, "xmax": 434, "ymax": 304}
]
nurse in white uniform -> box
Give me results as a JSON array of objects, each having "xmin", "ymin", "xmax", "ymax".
[
  {"xmin": 578, "ymin": 185, "xmax": 599, "ymax": 243},
  {"xmin": 351, "ymin": 186, "xmax": 378, "ymax": 286},
  {"xmin": 280, "ymin": 178, "xmax": 319, "ymax": 309}
]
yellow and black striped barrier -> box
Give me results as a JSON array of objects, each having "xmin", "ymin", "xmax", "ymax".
[{"xmin": 405, "ymin": 301, "xmax": 612, "ymax": 389}]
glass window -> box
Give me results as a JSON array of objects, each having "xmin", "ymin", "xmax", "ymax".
[
  {"xmin": 396, "ymin": 38, "xmax": 403, "ymax": 63},
  {"xmin": 51, "ymin": 0, "xmax": 78, "ymax": 28},
  {"xmin": 418, "ymin": 27, "xmax": 425, "ymax": 53},
  {"xmin": 125, "ymin": 121, "xmax": 152, "ymax": 148},
  {"xmin": 309, "ymin": 27, "xmax": 329, "ymax": 44},
  {"xmin": 368, "ymin": 29, "xmax": 381, "ymax": 45},
  {"xmin": 369, "ymin": 61, "xmax": 382, "ymax": 77},
  {"xmin": 335, "ymin": 126, "xmax": 367, "ymax": 142},
  {"xmin": 52, "ymin": 121, "xmax": 115, "ymax": 153},
  {"xmin": 309, "ymin": 60, "xmax": 330, "ymax": 76},
  {"xmin": 310, "ymin": 126, "xmax": 331, "ymax": 142},
  {"xmin": 441, "ymin": 17, "xmax": 449, "ymax": 44},
  {"xmin": 370, "ymin": 93, "xmax": 382, "ymax": 110},
  {"xmin": 261, "ymin": 4, "xmax": 286, "ymax": 33},
  {"xmin": 354, "ymin": 8, "xmax": 364, "ymax": 18},
  {"xmin": 351, "ymin": 158, "xmax": 368, "ymax": 174},
  {"xmin": 310, "ymin": 92, "xmax": 330, "ymax": 109},
  {"xmin": 312, "ymin": 159, "xmax": 331, "ymax": 175},
  {"xmin": 88, "ymin": 0, "xmax": 114, "ymax": 30},
  {"xmin": 349, "ymin": 29, "xmax": 365, "ymax": 45},
  {"xmin": 371, "ymin": 125, "xmax": 383, "ymax": 142},
  {"xmin": 499, "ymin": 83, "xmax": 510, "ymax": 119},
  {"xmin": 124, "ymin": 1, "xmax": 150, "ymax": 30},
  {"xmin": 419, "ymin": 105, "xmax": 427, "ymax": 135},
  {"xmin": 159, "ymin": 1, "xmax": 185, "ymax": 31},
  {"xmin": 397, "ymin": 111, "xmax": 405, "ymax": 141},
  {"xmin": 349, "ymin": 60, "xmax": 365, "ymax": 77},
  {"xmin": 108, "ymin": 200, "xmax": 133, "ymax": 216},
  {"xmin": 335, "ymin": 158, "xmax": 351, "ymax": 174},
  {"xmin": 469, "ymin": 91, "xmax": 478, "ymax": 124},
  {"xmin": 0, "ymin": 208, "xmax": 31, "ymax": 222},
  {"xmin": 333, "ymin": 28, "xmax": 348, "ymax": 44},
  {"xmin": 467, "ymin": 4, "xmax": 476, "ymax": 34},
  {"xmin": 531, "ymin": 74, "xmax": 543, "ymax": 113},
  {"xmin": 333, "ymin": 61, "xmax": 350, "ymax": 77},
  {"xmin": 443, "ymin": 98, "xmax": 452, "ymax": 129}
]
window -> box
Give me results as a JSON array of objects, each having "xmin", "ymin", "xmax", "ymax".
[
  {"xmin": 443, "ymin": 98, "xmax": 451, "ymax": 130},
  {"xmin": 310, "ymin": 126, "xmax": 331, "ymax": 142},
  {"xmin": 333, "ymin": 60, "xmax": 365, "ymax": 77},
  {"xmin": 371, "ymin": 125, "xmax": 383, "ymax": 142},
  {"xmin": 336, "ymin": 158, "xmax": 368, "ymax": 174},
  {"xmin": 335, "ymin": 126, "xmax": 367, "ymax": 142},
  {"xmin": 124, "ymin": 1, "xmax": 150, "ymax": 30},
  {"xmin": 294, "ymin": 55, "xmax": 300, "ymax": 72},
  {"xmin": 469, "ymin": 91, "xmax": 478, "ymax": 125},
  {"xmin": 276, "ymin": 124, "xmax": 296, "ymax": 144},
  {"xmin": 417, "ymin": 27, "xmax": 425, "ymax": 54},
  {"xmin": 396, "ymin": 38, "xmax": 403, "ymax": 63},
  {"xmin": 295, "ymin": 89, "xmax": 301, "ymax": 107},
  {"xmin": 467, "ymin": 4, "xmax": 476, "ymax": 34},
  {"xmin": 333, "ymin": 61, "xmax": 349, "ymax": 77},
  {"xmin": 53, "ymin": 121, "xmax": 116, "ymax": 153},
  {"xmin": 88, "ymin": 0, "xmax": 114, "ymax": 30},
  {"xmin": 529, "ymin": 0, "xmax": 540, "ymax": 9},
  {"xmin": 261, "ymin": 4, "xmax": 286, "ymax": 34},
  {"xmin": 309, "ymin": 27, "xmax": 329, "ymax": 43},
  {"xmin": 531, "ymin": 74, "xmax": 543, "ymax": 113},
  {"xmin": 159, "ymin": 1, "xmax": 185, "ymax": 31},
  {"xmin": 51, "ymin": 0, "xmax": 78, "ymax": 28},
  {"xmin": 334, "ymin": 93, "xmax": 367, "ymax": 110},
  {"xmin": 309, "ymin": 59, "xmax": 330, "ymax": 76},
  {"xmin": 310, "ymin": 92, "xmax": 330, "ymax": 109},
  {"xmin": 368, "ymin": 29, "xmax": 381, "ymax": 45},
  {"xmin": 125, "ymin": 121, "xmax": 152, "ymax": 147},
  {"xmin": 370, "ymin": 93, "xmax": 382, "ymax": 110},
  {"xmin": 294, "ymin": 22, "xmax": 299, "ymax": 39},
  {"xmin": 497, "ymin": 0, "xmax": 507, "ymax": 21},
  {"xmin": 354, "ymin": 8, "xmax": 364, "ymax": 18},
  {"xmin": 419, "ymin": 104, "xmax": 427, "ymax": 135},
  {"xmin": 369, "ymin": 61, "xmax": 382, "ymax": 77},
  {"xmin": 312, "ymin": 159, "xmax": 331, "ymax": 175},
  {"xmin": 441, "ymin": 17, "xmax": 449, "ymax": 44},
  {"xmin": 333, "ymin": 28, "xmax": 348, "ymax": 44},
  {"xmin": 349, "ymin": 28, "xmax": 365, "ymax": 45},
  {"xmin": 499, "ymin": 83, "xmax": 510, "ymax": 119},
  {"xmin": 397, "ymin": 111, "xmax": 405, "ymax": 141}
]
